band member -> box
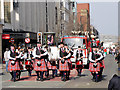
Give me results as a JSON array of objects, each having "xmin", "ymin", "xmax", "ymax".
[
  {"xmin": 89, "ymin": 46, "xmax": 104, "ymax": 82},
  {"xmin": 64, "ymin": 44, "xmax": 72, "ymax": 80},
  {"xmin": 75, "ymin": 46, "xmax": 85, "ymax": 76},
  {"xmin": 33, "ymin": 42, "xmax": 48, "ymax": 81},
  {"xmin": 58, "ymin": 42, "xmax": 71, "ymax": 81},
  {"xmin": 23, "ymin": 47, "xmax": 34, "ymax": 76},
  {"xmin": 97, "ymin": 47, "xmax": 105, "ymax": 79},
  {"xmin": 7, "ymin": 45, "xmax": 21, "ymax": 82}
]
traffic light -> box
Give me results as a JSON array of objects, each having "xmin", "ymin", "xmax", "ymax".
[{"xmin": 37, "ymin": 32, "xmax": 42, "ymax": 44}]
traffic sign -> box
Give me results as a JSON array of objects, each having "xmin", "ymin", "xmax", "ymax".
[{"xmin": 25, "ymin": 38, "xmax": 30, "ymax": 43}]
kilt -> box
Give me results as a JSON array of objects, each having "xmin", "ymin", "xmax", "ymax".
[
  {"xmin": 33, "ymin": 59, "xmax": 47, "ymax": 71},
  {"xmin": 67, "ymin": 59, "xmax": 72, "ymax": 70},
  {"xmin": 59, "ymin": 60, "xmax": 69, "ymax": 71},
  {"xmin": 89, "ymin": 62, "xmax": 100, "ymax": 72},
  {"xmin": 47, "ymin": 61, "xmax": 57, "ymax": 70},
  {"xmin": 8, "ymin": 60, "xmax": 20, "ymax": 72},
  {"xmin": 100, "ymin": 60, "xmax": 105, "ymax": 68}
]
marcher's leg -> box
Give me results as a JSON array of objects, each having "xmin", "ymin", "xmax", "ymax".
[
  {"xmin": 40, "ymin": 71, "xmax": 44, "ymax": 81},
  {"xmin": 6, "ymin": 61, "xmax": 9, "ymax": 72},
  {"xmin": 13, "ymin": 71, "xmax": 16, "ymax": 82},
  {"xmin": 10, "ymin": 72, "xmax": 14, "ymax": 81},
  {"xmin": 36, "ymin": 71, "xmax": 40, "ymax": 81}
]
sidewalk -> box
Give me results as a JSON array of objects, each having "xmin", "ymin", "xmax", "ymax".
[{"xmin": 0, "ymin": 64, "xmax": 6, "ymax": 69}]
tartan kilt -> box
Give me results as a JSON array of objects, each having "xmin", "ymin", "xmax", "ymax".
[
  {"xmin": 33, "ymin": 59, "xmax": 47, "ymax": 71},
  {"xmin": 47, "ymin": 61, "xmax": 57, "ymax": 70},
  {"xmin": 89, "ymin": 62, "xmax": 100, "ymax": 72},
  {"xmin": 67, "ymin": 59, "xmax": 72, "ymax": 70},
  {"xmin": 100, "ymin": 60, "xmax": 105, "ymax": 68},
  {"xmin": 8, "ymin": 60, "xmax": 20, "ymax": 72},
  {"xmin": 47, "ymin": 61, "xmax": 52, "ymax": 70},
  {"xmin": 59, "ymin": 60, "xmax": 69, "ymax": 71}
]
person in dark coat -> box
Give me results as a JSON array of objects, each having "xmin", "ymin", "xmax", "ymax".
[
  {"xmin": 108, "ymin": 74, "xmax": 120, "ymax": 90},
  {"xmin": 115, "ymin": 49, "xmax": 120, "ymax": 71}
]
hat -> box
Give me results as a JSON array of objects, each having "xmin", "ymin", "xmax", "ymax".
[
  {"xmin": 10, "ymin": 44, "xmax": 15, "ymax": 47},
  {"xmin": 78, "ymin": 46, "xmax": 81, "ymax": 48},
  {"xmin": 64, "ymin": 44, "xmax": 67, "ymax": 46},
  {"xmin": 28, "ymin": 47, "xmax": 31, "ymax": 49},
  {"xmin": 59, "ymin": 42, "xmax": 64, "ymax": 45},
  {"xmin": 37, "ymin": 42, "xmax": 41, "ymax": 44}
]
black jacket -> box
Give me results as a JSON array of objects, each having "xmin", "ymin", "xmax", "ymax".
[
  {"xmin": 108, "ymin": 74, "xmax": 120, "ymax": 90},
  {"xmin": 115, "ymin": 53, "xmax": 120, "ymax": 63}
]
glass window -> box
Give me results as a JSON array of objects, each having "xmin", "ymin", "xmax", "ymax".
[{"xmin": 4, "ymin": 2, "xmax": 11, "ymax": 23}]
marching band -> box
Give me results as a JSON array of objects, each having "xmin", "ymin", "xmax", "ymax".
[{"xmin": 7, "ymin": 42, "xmax": 105, "ymax": 82}]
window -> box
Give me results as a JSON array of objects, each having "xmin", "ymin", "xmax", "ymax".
[
  {"xmin": 55, "ymin": 7, "xmax": 57, "ymax": 24},
  {"xmin": 4, "ymin": 2, "xmax": 11, "ymax": 23},
  {"xmin": 60, "ymin": 2, "xmax": 63, "ymax": 8},
  {"xmin": 61, "ymin": 12, "xmax": 64, "ymax": 20}
]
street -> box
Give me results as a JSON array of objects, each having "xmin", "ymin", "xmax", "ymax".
[{"xmin": 1, "ymin": 54, "xmax": 118, "ymax": 88}]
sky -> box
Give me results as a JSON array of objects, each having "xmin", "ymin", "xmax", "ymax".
[{"xmin": 77, "ymin": 1, "xmax": 118, "ymax": 36}]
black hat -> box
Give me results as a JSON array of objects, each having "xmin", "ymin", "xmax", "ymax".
[
  {"xmin": 59, "ymin": 42, "xmax": 64, "ymax": 45},
  {"xmin": 37, "ymin": 42, "xmax": 41, "ymax": 44},
  {"xmin": 10, "ymin": 44, "xmax": 15, "ymax": 47},
  {"xmin": 44, "ymin": 45, "xmax": 48, "ymax": 48},
  {"xmin": 64, "ymin": 44, "xmax": 67, "ymax": 46},
  {"xmin": 28, "ymin": 47, "xmax": 31, "ymax": 49},
  {"xmin": 78, "ymin": 46, "xmax": 81, "ymax": 48}
]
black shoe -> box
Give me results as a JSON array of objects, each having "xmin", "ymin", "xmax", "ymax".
[
  {"xmin": 36, "ymin": 78, "xmax": 39, "ymax": 81},
  {"xmin": 13, "ymin": 79, "xmax": 16, "ymax": 82},
  {"xmin": 40, "ymin": 78, "xmax": 44, "ymax": 81},
  {"xmin": 10, "ymin": 78, "xmax": 14, "ymax": 81},
  {"xmin": 52, "ymin": 76, "xmax": 55, "ymax": 78},
  {"xmin": 61, "ymin": 77, "xmax": 64, "ymax": 81},
  {"xmin": 66, "ymin": 77, "xmax": 70, "ymax": 80}
]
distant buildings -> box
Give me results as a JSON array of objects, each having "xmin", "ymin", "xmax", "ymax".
[{"xmin": 77, "ymin": 3, "xmax": 90, "ymax": 32}]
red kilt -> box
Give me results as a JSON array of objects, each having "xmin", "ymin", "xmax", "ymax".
[
  {"xmin": 75, "ymin": 60, "xmax": 83, "ymax": 69},
  {"xmin": 47, "ymin": 61, "xmax": 57, "ymax": 70},
  {"xmin": 33, "ymin": 59, "xmax": 47, "ymax": 71},
  {"xmin": 59, "ymin": 60, "xmax": 69, "ymax": 71},
  {"xmin": 100, "ymin": 60, "xmax": 105, "ymax": 68},
  {"xmin": 8, "ymin": 60, "xmax": 20, "ymax": 72},
  {"xmin": 89, "ymin": 62, "xmax": 100, "ymax": 72},
  {"xmin": 47, "ymin": 61, "xmax": 52, "ymax": 70},
  {"xmin": 67, "ymin": 59, "xmax": 72, "ymax": 70}
]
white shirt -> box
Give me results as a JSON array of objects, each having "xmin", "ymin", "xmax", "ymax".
[{"xmin": 4, "ymin": 51, "xmax": 9, "ymax": 61}]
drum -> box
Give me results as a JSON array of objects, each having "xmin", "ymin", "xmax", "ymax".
[{"xmin": 25, "ymin": 60, "xmax": 31, "ymax": 66}]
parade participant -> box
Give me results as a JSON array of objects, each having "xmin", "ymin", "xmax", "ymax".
[
  {"xmin": 47, "ymin": 46, "xmax": 57, "ymax": 78},
  {"xmin": 33, "ymin": 42, "xmax": 48, "ymax": 81},
  {"xmin": 115, "ymin": 49, "xmax": 120, "ymax": 71},
  {"xmin": 4, "ymin": 48, "xmax": 9, "ymax": 72},
  {"xmin": 75, "ymin": 46, "xmax": 85, "ymax": 76},
  {"xmin": 7, "ymin": 45, "xmax": 21, "ymax": 82},
  {"xmin": 64, "ymin": 44, "xmax": 72, "ymax": 80},
  {"xmin": 89, "ymin": 46, "xmax": 104, "ymax": 82},
  {"xmin": 58, "ymin": 42, "xmax": 71, "ymax": 81},
  {"xmin": 23, "ymin": 47, "xmax": 34, "ymax": 76},
  {"xmin": 97, "ymin": 48, "xmax": 105, "ymax": 79}
]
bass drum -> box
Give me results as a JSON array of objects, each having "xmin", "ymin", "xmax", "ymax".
[{"xmin": 25, "ymin": 60, "xmax": 31, "ymax": 66}]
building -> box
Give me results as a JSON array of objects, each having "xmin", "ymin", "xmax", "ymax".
[
  {"xmin": 77, "ymin": 3, "xmax": 90, "ymax": 32},
  {"xmin": 100, "ymin": 34, "xmax": 118, "ymax": 44},
  {"xmin": 0, "ymin": 0, "xmax": 75, "ymax": 58}
]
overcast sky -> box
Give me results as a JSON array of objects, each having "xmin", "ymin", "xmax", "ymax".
[{"xmin": 77, "ymin": 1, "xmax": 118, "ymax": 36}]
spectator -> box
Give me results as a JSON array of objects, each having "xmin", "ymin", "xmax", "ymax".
[
  {"xmin": 108, "ymin": 74, "xmax": 120, "ymax": 90},
  {"xmin": 4, "ymin": 48, "xmax": 9, "ymax": 72}
]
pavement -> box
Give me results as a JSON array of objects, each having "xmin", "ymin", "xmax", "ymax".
[{"xmin": 1, "ymin": 54, "xmax": 118, "ymax": 88}]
